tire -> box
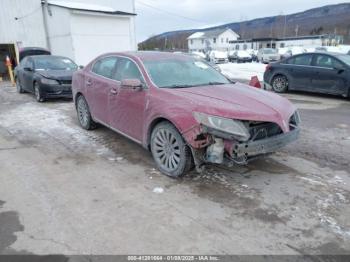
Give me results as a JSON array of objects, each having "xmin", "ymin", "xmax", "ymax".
[
  {"xmin": 76, "ymin": 95, "xmax": 97, "ymax": 130},
  {"xmin": 271, "ymin": 75, "xmax": 289, "ymax": 93},
  {"xmin": 34, "ymin": 82, "xmax": 45, "ymax": 102},
  {"xmin": 151, "ymin": 122, "xmax": 194, "ymax": 177},
  {"xmin": 16, "ymin": 77, "xmax": 24, "ymax": 93}
]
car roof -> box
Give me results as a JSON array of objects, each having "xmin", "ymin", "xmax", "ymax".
[
  {"xmin": 98, "ymin": 51, "xmax": 194, "ymax": 62},
  {"xmin": 28, "ymin": 55, "xmax": 72, "ymax": 60},
  {"xmin": 291, "ymin": 52, "xmax": 347, "ymax": 57}
]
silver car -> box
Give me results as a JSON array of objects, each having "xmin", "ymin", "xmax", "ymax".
[{"xmin": 257, "ymin": 48, "xmax": 280, "ymax": 64}]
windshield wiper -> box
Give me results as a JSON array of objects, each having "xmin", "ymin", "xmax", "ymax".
[
  {"xmin": 162, "ymin": 84, "xmax": 195, "ymax": 89},
  {"xmin": 206, "ymin": 82, "xmax": 227, "ymax": 85}
]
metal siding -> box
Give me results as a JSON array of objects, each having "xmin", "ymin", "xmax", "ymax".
[{"xmin": 0, "ymin": 0, "xmax": 47, "ymax": 47}]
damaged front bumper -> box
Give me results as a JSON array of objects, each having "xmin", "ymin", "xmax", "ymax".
[
  {"xmin": 187, "ymin": 124, "xmax": 300, "ymax": 168},
  {"xmin": 231, "ymin": 127, "xmax": 300, "ymax": 158}
]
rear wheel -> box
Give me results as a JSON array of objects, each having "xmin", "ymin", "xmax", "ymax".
[
  {"xmin": 76, "ymin": 95, "xmax": 97, "ymax": 130},
  {"xmin": 34, "ymin": 82, "xmax": 45, "ymax": 102},
  {"xmin": 151, "ymin": 122, "xmax": 193, "ymax": 177},
  {"xmin": 271, "ymin": 75, "xmax": 289, "ymax": 93}
]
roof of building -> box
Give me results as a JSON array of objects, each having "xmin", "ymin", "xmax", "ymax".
[
  {"xmin": 188, "ymin": 28, "xmax": 237, "ymax": 39},
  {"xmin": 43, "ymin": 0, "xmax": 136, "ymax": 16},
  {"xmin": 229, "ymin": 34, "xmax": 344, "ymax": 43}
]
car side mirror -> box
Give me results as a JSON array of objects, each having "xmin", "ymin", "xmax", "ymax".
[
  {"xmin": 121, "ymin": 79, "xmax": 143, "ymax": 91},
  {"xmin": 24, "ymin": 67, "xmax": 33, "ymax": 72}
]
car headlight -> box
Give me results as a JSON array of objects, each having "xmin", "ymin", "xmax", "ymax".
[
  {"xmin": 41, "ymin": 78, "xmax": 59, "ymax": 85},
  {"xmin": 193, "ymin": 112, "xmax": 250, "ymax": 141}
]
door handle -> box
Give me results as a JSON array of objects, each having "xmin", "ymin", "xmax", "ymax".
[
  {"xmin": 110, "ymin": 88, "xmax": 118, "ymax": 95},
  {"xmin": 86, "ymin": 79, "xmax": 92, "ymax": 86}
]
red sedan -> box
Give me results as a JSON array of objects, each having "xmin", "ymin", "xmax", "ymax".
[{"xmin": 72, "ymin": 52, "xmax": 300, "ymax": 177}]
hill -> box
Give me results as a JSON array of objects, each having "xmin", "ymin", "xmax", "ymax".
[{"xmin": 139, "ymin": 3, "xmax": 350, "ymax": 50}]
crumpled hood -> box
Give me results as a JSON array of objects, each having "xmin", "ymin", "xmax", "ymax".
[
  {"xmin": 36, "ymin": 70, "xmax": 75, "ymax": 80},
  {"xmin": 163, "ymin": 83, "xmax": 296, "ymax": 132}
]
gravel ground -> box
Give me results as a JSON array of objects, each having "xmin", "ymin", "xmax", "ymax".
[{"xmin": 0, "ymin": 81, "xmax": 350, "ymax": 256}]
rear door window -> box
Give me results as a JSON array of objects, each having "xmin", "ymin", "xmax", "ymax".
[
  {"xmin": 287, "ymin": 54, "xmax": 313, "ymax": 66},
  {"xmin": 92, "ymin": 57, "xmax": 118, "ymax": 79}
]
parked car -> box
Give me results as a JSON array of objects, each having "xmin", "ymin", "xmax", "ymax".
[
  {"xmin": 278, "ymin": 48, "xmax": 292, "ymax": 60},
  {"xmin": 246, "ymin": 49, "xmax": 258, "ymax": 62},
  {"xmin": 19, "ymin": 47, "xmax": 51, "ymax": 62},
  {"xmin": 264, "ymin": 52, "xmax": 350, "ymax": 98},
  {"xmin": 228, "ymin": 50, "xmax": 252, "ymax": 63},
  {"xmin": 73, "ymin": 51, "xmax": 300, "ymax": 177},
  {"xmin": 257, "ymin": 48, "xmax": 280, "ymax": 63},
  {"xmin": 208, "ymin": 50, "xmax": 228, "ymax": 63},
  {"xmin": 186, "ymin": 53, "xmax": 221, "ymax": 72},
  {"xmin": 15, "ymin": 55, "xmax": 78, "ymax": 102}
]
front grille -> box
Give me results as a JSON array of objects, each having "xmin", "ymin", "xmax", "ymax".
[
  {"xmin": 59, "ymin": 80, "xmax": 72, "ymax": 85},
  {"xmin": 248, "ymin": 122, "xmax": 283, "ymax": 141}
]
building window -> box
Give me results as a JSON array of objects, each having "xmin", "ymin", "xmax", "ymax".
[
  {"xmin": 280, "ymin": 43, "xmax": 285, "ymax": 48},
  {"xmin": 259, "ymin": 44, "xmax": 263, "ymax": 49},
  {"xmin": 226, "ymin": 38, "xmax": 229, "ymax": 43},
  {"xmin": 236, "ymin": 44, "xmax": 240, "ymax": 50},
  {"xmin": 201, "ymin": 39, "xmax": 204, "ymax": 44},
  {"xmin": 190, "ymin": 39, "xmax": 193, "ymax": 45},
  {"xmin": 251, "ymin": 43, "xmax": 254, "ymax": 49},
  {"xmin": 213, "ymin": 38, "xmax": 216, "ymax": 43},
  {"xmin": 272, "ymin": 43, "xmax": 276, "ymax": 49},
  {"xmin": 243, "ymin": 44, "xmax": 247, "ymax": 50},
  {"xmin": 267, "ymin": 43, "xmax": 271, "ymax": 48}
]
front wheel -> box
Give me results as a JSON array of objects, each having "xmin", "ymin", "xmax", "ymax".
[
  {"xmin": 271, "ymin": 75, "xmax": 289, "ymax": 93},
  {"xmin": 76, "ymin": 95, "xmax": 97, "ymax": 130},
  {"xmin": 16, "ymin": 78, "xmax": 24, "ymax": 93},
  {"xmin": 151, "ymin": 122, "xmax": 193, "ymax": 177},
  {"xmin": 34, "ymin": 82, "xmax": 45, "ymax": 102}
]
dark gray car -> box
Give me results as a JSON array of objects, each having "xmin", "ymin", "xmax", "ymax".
[
  {"xmin": 264, "ymin": 52, "xmax": 350, "ymax": 98},
  {"xmin": 15, "ymin": 55, "xmax": 78, "ymax": 102}
]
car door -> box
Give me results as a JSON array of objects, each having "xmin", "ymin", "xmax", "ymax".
[
  {"xmin": 284, "ymin": 54, "xmax": 313, "ymax": 90},
  {"xmin": 109, "ymin": 57, "xmax": 147, "ymax": 142},
  {"xmin": 22, "ymin": 57, "xmax": 35, "ymax": 92},
  {"xmin": 85, "ymin": 56, "xmax": 118, "ymax": 125},
  {"xmin": 311, "ymin": 54, "xmax": 348, "ymax": 95}
]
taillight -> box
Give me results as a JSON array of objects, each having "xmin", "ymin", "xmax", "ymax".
[{"xmin": 265, "ymin": 64, "xmax": 272, "ymax": 71}]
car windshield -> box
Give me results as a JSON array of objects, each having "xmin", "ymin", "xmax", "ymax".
[
  {"xmin": 264, "ymin": 49, "xmax": 277, "ymax": 54},
  {"xmin": 34, "ymin": 56, "xmax": 78, "ymax": 71},
  {"xmin": 337, "ymin": 55, "xmax": 350, "ymax": 66},
  {"xmin": 143, "ymin": 58, "xmax": 230, "ymax": 88}
]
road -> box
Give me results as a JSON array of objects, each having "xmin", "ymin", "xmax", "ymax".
[{"xmin": 0, "ymin": 81, "xmax": 350, "ymax": 256}]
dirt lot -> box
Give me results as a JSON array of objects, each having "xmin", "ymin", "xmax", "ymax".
[{"xmin": 0, "ymin": 81, "xmax": 350, "ymax": 255}]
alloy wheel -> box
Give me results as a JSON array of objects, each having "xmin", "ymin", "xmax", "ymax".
[
  {"xmin": 153, "ymin": 128, "xmax": 181, "ymax": 172},
  {"xmin": 77, "ymin": 97, "xmax": 89, "ymax": 127},
  {"xmin": 272, "ymin": 76, "xmax": 288, "ymax": 92}
]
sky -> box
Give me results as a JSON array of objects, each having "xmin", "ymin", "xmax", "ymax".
[{"xmin": 135, "ymin": 0, "xmax": 350, "ymax": 42}]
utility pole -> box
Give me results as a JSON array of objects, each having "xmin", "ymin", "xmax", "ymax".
[{"xmin": 295, "ymin": 25, "xmax": 299, "ymax": 37}]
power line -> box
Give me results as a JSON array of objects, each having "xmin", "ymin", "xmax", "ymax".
[
  {"xmin": 14, "ymin": 6, "xmax": 41, "ymax": 20},
  {"xmin": 136, "ymin": 0, "xmax": 207, "ymax": 24}
]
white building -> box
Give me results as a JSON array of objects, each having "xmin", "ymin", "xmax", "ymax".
[
  {"xmin": 188, "ymin": 28, "xmax": 239, "ymax": 53},
  {"xmin": 230, "ymin": 35, "xmax": 344, "ymax": 51},
  {"xmin": 0, "ymin": 0, "xmax": 137, "ymax": 66}
]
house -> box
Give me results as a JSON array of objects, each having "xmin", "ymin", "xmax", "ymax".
[
  {"xmin": 229, "ymin": 34, "xmax": 344, "ymax": 51},
  {"xmin": 188, "ymin": 28, "xmax": 239, "ymax": 53},
  {"xmin": 0, "ymin": 0, "xmax": 137, "ymax": 66}
]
